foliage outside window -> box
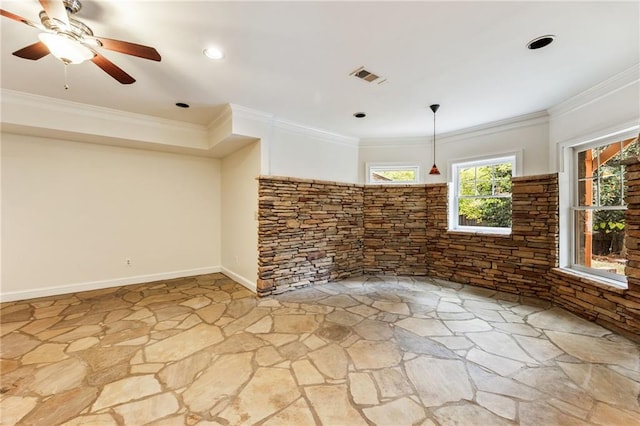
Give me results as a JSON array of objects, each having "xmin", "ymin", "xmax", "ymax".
[
  {"xmin": 573, "ymin": 137, "xmax": 638, "ymax": 282},
  {"xmin": 450, "ymin": 156, "xmax": 515, "ymax": 233},
  {"xmin": 368, "ymin": 165, "xmax": 419, "ymax": 184}
]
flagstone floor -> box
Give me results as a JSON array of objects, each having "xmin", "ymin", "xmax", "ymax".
[{"xmin": 1, "ymin": 273, "xmax": 639, "ymax": 425}]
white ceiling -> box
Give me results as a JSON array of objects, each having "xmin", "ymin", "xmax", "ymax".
[{"xmin": 1, "ymin": 1, "xmax": 638, "ymax": 139}]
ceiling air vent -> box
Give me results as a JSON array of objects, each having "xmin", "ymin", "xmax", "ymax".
[{"xmin": 350, "ymin": 66, "xmax": 387, "ymax": 84}]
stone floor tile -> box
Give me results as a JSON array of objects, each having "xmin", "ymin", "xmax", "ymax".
[
  {"xmin": 292, "ymin": 359, "xmax": 325, "ymax": 385},
  {"xmin": 30, "ymin": 357, "xmax": 87, "ymax": 396},
  {"xmin": 518, "ymin": 401, "xmax": 587, "ymax": 426},
  {"xmin": 60, "ymin": 413, "xmax": 118, "ymax": 426},
  {"xmin": 558, "ymin": 362, "xmax": 640, "ymax": 410},
  {"xmin": 513, "ymin": 334, "xmax": 564, "ymax": 362},
  {"xmin": 396, "ymin": 317, "xmax": 452, "ymax": 337},
  {"xmin": 145, "ymin": 323, "xmax": 223, "ymax": 362},
  {"xmin": 406, "ymin": 357, "xmax": 473, "ymax": 406},
  {"xmin": 308, "ymin": 343, "xmax": 348, "ymax": 379},
  {"xmin": 0, "ymin": 395, "xmax": 38, "ymax": 425},
  {"xmin": 352, "ymin": 318, "xmax": 393, "ymax": 340},
  {"xmin": 219, "ymin": 367, "xmax": 300, "ymax": 424},
  {"xmin": 546, "ymin": 330, "xmax": 639, "ymax": 370},
  {"xmin": 2, "ymin": 273, "xmax": 639, "ymax": 425},
  {"xmin": 467, "ymin": 331, "xmax": 538, "ymax": 364},
  {"xmin": 443, "ymin": 318, "xmax": 493, "ymax": 333},
  {"xmin": 92, "ymin": 374, "xmax": 162, "ymax": 410},
  {"xmin": 476, "ymin": 391, "xmax": 517, "ymax": 420},
  {"xmin": 466, "ymin": 347, "xmax": 525, "ymax": 376},
  {"xmin": 21, "ymin": 342, "xmax": 69, "ymax": 364},
  {"xmin": 348, "ymin": 372, "xmax": 379, "ymax": 405},
  {"xmin": 305, "ymin": 384, "xmax": 369, "ymax": 426},
  {"xmin": 513, "ymin": 366, "xmax": 594, "ymax": 410},
  {"xmin": 372, "ymin": 300, "xmax": 411, "ymax": 316},
  {"xmin": 527, "ymin": 307, "xmax": 610, "ymax": 336},
  {"xmin": 347, "ymin": 340, "xmax": 402, "ymax": 370},
  {"xmin": 261, "ymin": 397, "xmax": 317, "ymax": 426},
  {"xmin": 158, "ymin": 351, "xmax": 211, "ymax": 389},
  {"xmin": 371, "ymin": 367, "xmax": 414, "ymax": 398},
  {"xmin": 363, "ymin": 397, "xmax": 426, "ymax": 426},
  {"xmin": 113, "ymin": 392, "xmax": 180, "ymax": 425},
  {"xmin": 182, "ymin": 352, "xmax": 253, "ymax": 412},
  {"xmin": 20, "ymin": 387, "xmax": 98, "ymax": 426},
  {"xmin": 590, "ymin": 402, "xmax": 640, "ymax": 425},
  {"xmin": 433, "ymin": 404, "xmax": 511, "ymax": 426}
]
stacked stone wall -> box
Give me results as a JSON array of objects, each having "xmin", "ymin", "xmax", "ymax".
[
  {"xmin": 257, "ymin": 176, "xmax": 364, "ymax": 296},
  {"xmin": 425, "ymin": 174, "xmax": 558, "ymax": 298},
  {"xmin": 363, "ymin": 185, "xmax": 428, "ymax": 275}
]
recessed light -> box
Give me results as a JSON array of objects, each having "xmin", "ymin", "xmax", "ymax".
[
  {"xmin": 354, "ymin": 112, "xmax": 366, "ymax": 118},
  {"xmin": 175, "ymin": 102, "xmax": 190, "ymax": 108},
  {"xmin": 527, "ymin": 35, "xmax": 555, "ymax": 50},
  {"xmin": 203, "ymin": 47, "xmax": 224, "ymax": 60}
]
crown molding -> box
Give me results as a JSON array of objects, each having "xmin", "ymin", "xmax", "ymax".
[
  {"xmin": 437, "ymin": 111, "xmax": 548, "ymax": 145},
  {"xmin": 360, "ymin": 136, "xmax": 428, "ymax": 148},
  {"xmin": 230, "ymin": 103, "xmax": 275, "ymax": 124},
  {"xmin": 273, "ymin": 118, "xmax": 359, "ymax": 147},
  {"xmin": 1, "ymin": 89, "xmax": 207, "ymax": 136},
  {"xmin": 548, "ymin": 63, "xmax": 640, "ymax": 118}
]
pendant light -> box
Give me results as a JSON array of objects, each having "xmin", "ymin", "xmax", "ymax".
[{"xmin": 429, "ymin": 103, "xmax": 441, "ymax": 175}]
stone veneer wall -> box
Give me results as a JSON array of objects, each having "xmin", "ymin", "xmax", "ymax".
[
  {"xmin": 257, "ymin": 171, "xmax": 640, "ymax": 336},
  {"xmin": 363, "ymin": 186, "xmax": 428, "ymax": 275},
  {"xmin": 257, "ymin": 177, "xmax": 364, "ymax": 296},
  {"xmin": 425, "ymin": 174, "xmax": 558, "ymax": 298}
]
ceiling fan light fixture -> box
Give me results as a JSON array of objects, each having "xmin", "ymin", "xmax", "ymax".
[
  {"xmin": 38, "ymin": 32, "xmax": 94, "ymax": 64},
  {"xmin": 203, "ymin": 47, "xmax": 224, "ymax": 60}
]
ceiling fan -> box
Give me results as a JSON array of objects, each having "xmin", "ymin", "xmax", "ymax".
[{"xmin": 0, "ymin": 0, "xmax": 161, "ymax": 84}]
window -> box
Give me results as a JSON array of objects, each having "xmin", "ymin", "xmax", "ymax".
[
  {"xmin": 572, "ymin": 136, "xmax": 638, "ymax": 282},
  {"xmin": 450, "ymin": 155, "xmax": 516, "ymax": 233},
  {"xmin": 368, "ymin": 164, "xmax": 419, "ymax": 184}
]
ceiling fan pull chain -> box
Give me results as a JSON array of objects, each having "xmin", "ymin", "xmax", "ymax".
[{"xmin": 64, "ymin": 62, "xmax": 69, "ymax": 90}]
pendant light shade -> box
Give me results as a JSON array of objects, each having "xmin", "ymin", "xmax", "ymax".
[{"xmin": 429, "ymin": 103, "xmax": 441, "ymax": 175}]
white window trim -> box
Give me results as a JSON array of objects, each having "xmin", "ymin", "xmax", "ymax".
[
  {"xmin": 564, "ymin": 131, "xmax": 637, "ymax": 285},
  {"xmin": 367, "ymin": 162, "xmax": 420, "ymax": 184},
  {"xmin": 448, "ymin": 153, "xmax": 519, "ymax": 234}
]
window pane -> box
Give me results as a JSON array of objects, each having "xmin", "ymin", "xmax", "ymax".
[
  {"xmin": 577, "ymin": 178, "xmax": 595, "ymax": 206},
  {"xmin": 577, "ymin": 149, "xmax": 593, "ymax": 179},
  {"xmin": 574, "ymin": 209, "xmax": 626, "ymax": 276},
  {"xmin": 494, "ymin": 177, "xmax": 511, "ymax": 195},
  {"xmin": 476, "ymin": 179, "xmax": 492, "ymax": 196},
  {"xmin": 458, "ymin": 197, "xmax": 512, "ymax": 228},
  {"xmin": 370, "ymin": 168, "xmax": 417, "ymax": 183},
  {"xmin": 460, "ymin": 181, "xmax": 475, "ymax": 196},
  {"xmin": 599, "ymin": 175, "xmax": 622, "ymax": 206}
]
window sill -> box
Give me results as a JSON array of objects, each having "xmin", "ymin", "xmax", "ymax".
[
  {"xmin": 447, "ymin": 228, "xmax": 512, "ymax": 238},
  {"xmin": 553, "ymin": 267, "xmax": 628, "ymax": 292}
]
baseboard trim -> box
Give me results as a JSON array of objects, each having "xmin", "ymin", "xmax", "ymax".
[
  {"xmin": 0, "ymin": 266, "xmax": 223, "ymax": 302},
  {"xmin": 221, "ymin": 267, "xmax": 257, "ymax": 292}
]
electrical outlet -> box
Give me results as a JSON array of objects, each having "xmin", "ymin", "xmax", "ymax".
[
  {"xmin": 235, "ymin": 255, "xmax": 240, "ymax": 265},
  {"xmin": 126, "ymin": 258, "xmax": 131, "ymax": 266}
]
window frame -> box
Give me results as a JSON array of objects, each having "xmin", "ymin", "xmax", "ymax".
[
  {"xmin": 569, "ymin": 136, "xmax": 633, "ymax": 284},
  {"xmin": 367, "ymin": 163, "xmax": 420, "ymax": 185},
  {"xmin": 449, "ymin": 154, "xmax": 518, "ymax": 234}
]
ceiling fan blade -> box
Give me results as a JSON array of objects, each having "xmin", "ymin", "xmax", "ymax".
[
  {"xmin": 91, "ymin": 53, "xmax": 135, "ymax": 84},
  {"xmin": 39, "ymin": 0, "xmax": 69, "ymax": 27},
  {"xmin": 1, "ymin": 8, "xmax": 44, "ymax": 29},
  {"xmin": 13, "ymin": 41, "xmax": 50, "ymax": 60},
  {"xmin": 96, "ymin": 37, "xmax": 161, "ymax": 61}
]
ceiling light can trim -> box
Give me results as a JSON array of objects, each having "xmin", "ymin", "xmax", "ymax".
[
  {"xmin": 203, "ymin": 47, "xmax": 224, "ymax": 60},
  {"xmin": 527, "ymin": 35, "xmax": 555, "ymax": 50}
]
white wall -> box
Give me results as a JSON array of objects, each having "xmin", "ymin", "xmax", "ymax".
[
  {"xmin": 1, "ymin": 133, "xmax": 221, "ymax": 300},
  {"xmin": 548, "ymin": 66, "xmax": 640, "ymax": 172},
  {"xmin": 270, "ymin": 125, "xmax": 359, "ymax": 183},
  {"xmin": 360, "ymin": 113, "xmax": 549, "ymax": 183},
  {"xmin": 221, "ymin": 141, "xmax": 260, "ymax": 290}
]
